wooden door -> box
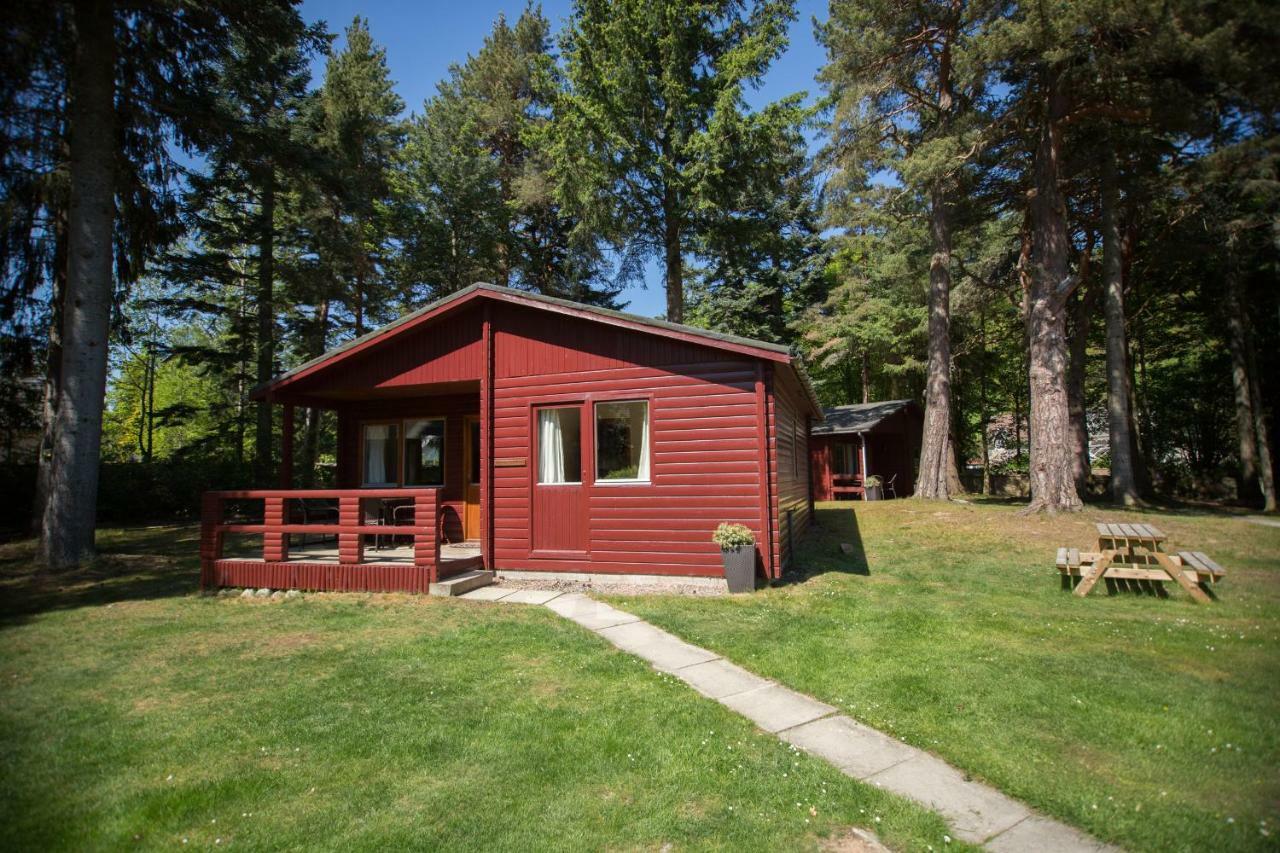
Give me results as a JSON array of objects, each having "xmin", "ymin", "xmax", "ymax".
[
  {"xmin": 463, "ymin": 415, "xmax": 481, "ymax": 540},
  {"xmin": 532, "ymin": 404, "xmax": 587, "ymax": 555}
]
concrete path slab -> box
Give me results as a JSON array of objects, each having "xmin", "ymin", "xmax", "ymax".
[
  {"xmin": 595, "ymin": 620, "xmax": 681, "ymax": 652},
  {"xmin": 781, "ymin": 714, "xmax": 916, "ymax": 780},
  {"xmin": 986, "ymin": 815, "xmax": 1121, "ymax": 853},
  {"xmin": 718, "ymin": 683, "xmax": 836, "ymax": 733},
  {"xmin": 670, "ymin": 658, "xmax": 772, "ymax": 700},
  {"xmin": 457, "ymin": 585, "xmax": 515, "ymax": 601},
  {"xmin": 629, "ymin": 637, "xmax": 722, "ymax": 672},
  {"xmin": 543, "ymin": 594, "xmax": 641, "ymax": 630},
  {"xmin": 498, "ymin": 588, "xmax": 564, "ymax": 605},
  {"xmin": 868, "ymin": 753, "xmax": 1031, "ymax": 844}
]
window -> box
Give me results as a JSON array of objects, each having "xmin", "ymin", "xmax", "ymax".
[
  {"xmin": 537, "ymin": 407, "xmax": 581, "ymax": 484},
  {"xmin": 595, "ymin": 400, "xmax": 649, "ymax": 482},
  {"xmin": 404, "ymin": 418, "xmax": 445, "ymax": 486},
  {"xmin": 362, "ymin": 423, "xmax": 399, "ymax": 486},
  {"xmin": 834, "ymin": 444, "xmax": 857, "ymax": 476}
]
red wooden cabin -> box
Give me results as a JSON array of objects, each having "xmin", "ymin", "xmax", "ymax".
[
  {"xmin": 200, "ymin": 284, "xmax": 821, "ymax": 592},
  {"xmin": 809, "ymin": 400, "xmax": 923, "ymax": 500}
]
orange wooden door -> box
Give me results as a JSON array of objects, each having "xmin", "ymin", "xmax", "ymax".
[{"xmin": 463, "ymin": 416, "xmax": 481, "ymax": 540}]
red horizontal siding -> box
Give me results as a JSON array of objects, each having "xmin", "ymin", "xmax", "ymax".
[
  {"xmin": 771, "ymin": 367, "xmax": 813, "ymax": 572},
  {"xmin": 290, "ymin": 306, "xmax": 484, "ymax": 395},
  {"xmin": 488, "ymin": 302, "xmax": 770, "ymax": 578}
]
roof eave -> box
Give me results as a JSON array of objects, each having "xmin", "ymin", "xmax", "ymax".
[{"xmin": 253, "ymin": 283, "xmax": 799, "ymax": 400}]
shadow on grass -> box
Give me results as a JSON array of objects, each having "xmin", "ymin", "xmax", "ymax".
[
  {"xmin": 0, "ymin": 525, "xmax": 200, "ymax": 628},
  {"xmin": 772, "ymin": 502, "xmax": 869, "ymax": 587},
  {"xmin": 965, "ymin": 492, "xmax": 1263, "ymax": 520}
]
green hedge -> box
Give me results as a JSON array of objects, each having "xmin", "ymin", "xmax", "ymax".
[{"xmin": 0, "ymin": 459, "xmax": 255, "ymax": 531}]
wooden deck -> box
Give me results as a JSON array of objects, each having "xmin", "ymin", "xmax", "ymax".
[{"xmin": 200, "ymin": 488, "xmax": 481, "ymax": 593}]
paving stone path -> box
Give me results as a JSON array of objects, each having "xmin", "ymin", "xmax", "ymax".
[{"xmin": 459, "ymin": 587, "xmax": 1121, "ymax": 853}]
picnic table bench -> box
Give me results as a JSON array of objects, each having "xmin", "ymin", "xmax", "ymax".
[{"xmin": 1054, "ymin": 522, "xmax": 1224, "ymax": 603}]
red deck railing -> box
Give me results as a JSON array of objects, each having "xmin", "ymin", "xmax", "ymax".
[{"xmin": 199, "ymin": 488, "xmax": 444, "ymax": 593}]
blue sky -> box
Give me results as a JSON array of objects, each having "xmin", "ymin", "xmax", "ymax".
[{"xmin": 300, "ymin": 0, "xmax": 831, "ymax": 318}]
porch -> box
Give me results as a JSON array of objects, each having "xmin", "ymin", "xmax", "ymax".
[{"xmin": 199, "ymin": 488, "xmax": 484, "ymax": 594}]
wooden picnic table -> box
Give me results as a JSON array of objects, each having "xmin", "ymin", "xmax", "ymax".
[{"xmin": 1069, "ymin": 521, "xmax": 1213, "ymax": 603}]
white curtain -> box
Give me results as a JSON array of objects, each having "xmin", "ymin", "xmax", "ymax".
[
  {"xmin": 539, "ymin": 410, "xmax": 565, "ymax": 484},
  {"xmin": 364, "ymin": 425, "xmax": 391, "ymax": 484},
  {"xmin": 635, "ymin": 404, "xmax": 650, "ymax": 481}
]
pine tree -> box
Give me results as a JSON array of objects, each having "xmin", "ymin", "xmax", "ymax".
[
  {"xmin": 315, "ymin": 17, "xmax": 404, "ymax": 335},
  {"xmin": 555, "ymin": 0, "xmax": 797, "ymax": 322},
  {"xmin": 394, "ymin": 8, "xmax": 621, "ymax": 305},
  {"xmin": 818, "ymin": 0, "xmax": 998, "ymax": 499},
  {"xmin": 686, "ymin": 96, "xmax": 824, "ymax": 343},
  {"xmin": 167, "ymin": 17, "xmax": 325, "ymax": 485}
]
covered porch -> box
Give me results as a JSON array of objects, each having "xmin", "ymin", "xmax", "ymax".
[{"xmin": 200, "ymin": 299, "xmax": 497, "ymax": 592}]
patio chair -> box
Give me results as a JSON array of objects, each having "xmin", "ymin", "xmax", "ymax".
[
  {"xmin": 296, "ymin": 498, "xmax": 338, "ymax": 546},
  {"xmin": 360, "ymin": 498, "xmax": 387, "ymax": 550},
  {"xmin": 885, "ymin": 474, "xmax": 898, "ymax": 499}
]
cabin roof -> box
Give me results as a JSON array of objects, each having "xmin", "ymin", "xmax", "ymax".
[
  {"xmin": 811, "ymin": 400, "xmax": 918, "ymax": 435},
  {"xmin": 255, "ymin": 283, "xmax": 821, "ymax": 416}
]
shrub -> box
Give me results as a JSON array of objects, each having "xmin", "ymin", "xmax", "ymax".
[{"xmin": 712, "ymin": 522, "xmax": 755, "ymax": 551}]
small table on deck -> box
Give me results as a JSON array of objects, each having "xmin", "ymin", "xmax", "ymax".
[{"xmin": 1073, "ymin": 522, "xmax": 1210, "ymax": 603}]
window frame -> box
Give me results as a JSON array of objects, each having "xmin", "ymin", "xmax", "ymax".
[
  {"xmin": 359, "ymin": 420, "xmax": 402, "ymax": 488},
  {"xmin": 592, "ymin": 399, "xmax": 651, "ymax": 485},
  {"xmin": 403, "ymin": 416, "xmax": 447, "ymax": 487},
  {"xmin": 359, "ymin": 416, "xmax": 448, "ymax": 488},
  {"xmin": 535, "ymin": 404, "xmax": 584, "ymax": 486}
]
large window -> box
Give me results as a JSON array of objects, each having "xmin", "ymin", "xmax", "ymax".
[
  {"xmin": 362, "ymin": 423, "xmax": 400, "ymax": 486},
  {"xmin": 537, "ymin": 407, "xmax": 581, "ymax": 484},
  {"xmin": 404, "ymin": 418, "xmax": 445, "ymax": 486},
  {"xmin": 595, "ymin": 400, "xmax": 649, "ymax": 482}
]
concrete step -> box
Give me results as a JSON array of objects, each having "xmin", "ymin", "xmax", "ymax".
[{"xmin": 429, "ymin": 569, "xmax": 495, "ymax": 597}]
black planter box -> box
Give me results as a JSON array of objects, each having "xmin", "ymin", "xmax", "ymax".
[{"xmin": 721, "ymin": 546, "xmax": 756, "ymax": 593}]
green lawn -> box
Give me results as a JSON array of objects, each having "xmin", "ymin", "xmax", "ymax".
[
  {"xmin": 608, "ymin": 500, "xmax": 1280, "ymax": 853},
  {"xmin": 0, "ymin": 527, "xmax": 961, "ymax": 852}
]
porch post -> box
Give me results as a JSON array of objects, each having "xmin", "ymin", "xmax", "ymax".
[
  {"xmin": 263, "ymin": 496, "xmax": 288, "ymax": 562},
  {"xmin": 338, "ymin": 495, "xmax": 363, "ymax": 565},
  {"xmin": 860, "ymin": 434, "xmax": 869, "ymax": 500},
  {"xmin": 279, "ymin": 404, "xmax": 295, "ymax": 488},
  {"xmin": 481, "ymin": 302, "xmax": 494, "ymax": 569}
]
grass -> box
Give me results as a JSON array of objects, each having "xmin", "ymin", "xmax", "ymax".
[
  {"xmin": 0, "ymin": 526, "xmax": 963, "ymax": 852},
  {"xmin": 607, "ymin": 499, "xmax": 1280, "ymax": 853}
]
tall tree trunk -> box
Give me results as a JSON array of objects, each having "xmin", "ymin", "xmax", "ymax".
[
  {"xmin": 31, "ymin": 209, "xmax": 68, "ymax": 536},
  {"xmin": 1246, "ymin": 355, "xmax": 1276, "ymax": 512},
  {"xmin": 663, "ymin": 182, "xmax": 683, "ymax": 323},
  {"xmin": 916, "ymin": 185, "xmax": 955, "ymax": 499},
  {"xmin": 299, "ymin": 300, "xmax": 329, "ymax": 488},
  {"xmin": 145, "ymin": 342, "xmax": 156, "ymax": 462},
  {"xmin": 1022, "ymin": 67, "xmax": 1082, "ymax": 514},
  {"xmin": 1102, "ymin": 145, "xmax": 1139, "ymax": 505},
  {"xmin": 1225, "ymin": 267, "xmax": 1260, "ymax": 504},
  {"xmin": 979, "ymin": 298, "xmax": 992, "ymax": 495},
  {"xmin": 1067, "ymin": 234, "xmax": 1096, "ymax": 495},
  {"xmin": 860, "ymin": 350, "xmax": 870, "ymax": 404},
  {"xmin": 41, "ymin": 0, "xmax": 115, "ymax": 568},
  {"xmin": 1225, "ymin": 252, "xmax": 1276, "ymax": 510},
  {"xmin": 254, "ymin": 167, "xmax": 276, "ymax": 486}
]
